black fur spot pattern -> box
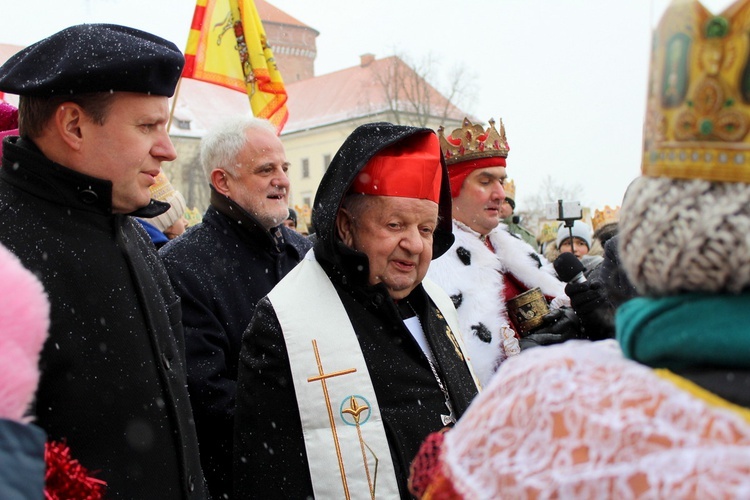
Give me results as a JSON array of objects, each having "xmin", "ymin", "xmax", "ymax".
[
  {"xmin": 450, "ymin": 293, "xmax": 463, "ymax": 309},
  {"xmin": 529, "ymin": 252, "xmax": 542, "ymax": 268},
  {"xmin": 457, "ymin": 246, "xmax": 471, "ymax": 266},
  {"xmin": 471, "ymin": 323, "xmax": 492, "ymax": 343}
]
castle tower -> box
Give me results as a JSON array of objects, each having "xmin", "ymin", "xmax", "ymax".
[{"xmin": 257, "ymin": 0, "xmax": 319, "ymax": 82}]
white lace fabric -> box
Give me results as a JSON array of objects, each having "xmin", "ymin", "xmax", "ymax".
[{"xmin": 441, "ymin": 340, "xmax": 750, "ymax": 499}]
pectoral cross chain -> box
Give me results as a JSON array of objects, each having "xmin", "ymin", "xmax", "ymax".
[{"xmin": 442, "ymin": 397, "xmax": 456, "ymax": 426}]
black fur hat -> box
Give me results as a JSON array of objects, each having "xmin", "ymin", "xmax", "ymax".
[{"xmin": 0, "ymin": 24, "xmax": 184, "ymax": 97}]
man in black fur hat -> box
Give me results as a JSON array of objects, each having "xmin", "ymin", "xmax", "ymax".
[{"xmin": 0, "ymin": 24, "xmax": 208, "ymax": 498}]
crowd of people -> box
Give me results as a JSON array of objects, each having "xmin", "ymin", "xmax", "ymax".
[{"xmin": 1, "ymin": 7, "xmax": 749, "ymax": 498}]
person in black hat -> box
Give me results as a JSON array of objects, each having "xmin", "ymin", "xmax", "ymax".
[
  {"xmin": 0, "ymin": 24, "xmax": 208, "ymax": 498},
  {"xmin": 283, "ymin": 206, "xmax": 298, "ymax": 230}
]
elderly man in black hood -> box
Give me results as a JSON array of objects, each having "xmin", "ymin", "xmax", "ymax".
[{"xmin": 233, "ymin": 123, "xmax": 480, "ymax": 498}]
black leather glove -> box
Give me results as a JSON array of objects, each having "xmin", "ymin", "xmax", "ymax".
[
  {"xmin": 519, "ymin": 307, "xmax": 582, "ymax": 350},
  {"xmin": 540, "ymin": 307, "xmax": 581, "ymax": 336},
  {"xmin": 564, "ymin": 281, "xmax": 615, "ymax": 340},
  {"xmin": 565, "ymin": 281, "xmax": 607, "ymax": 314},
  {"xmin": 519, "ymin": 332, "xmax": 570, "ymax": 350}
]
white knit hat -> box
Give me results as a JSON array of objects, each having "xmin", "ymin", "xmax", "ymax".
[
  {"xmin": 144, "ymin": 172, "xmax": 187, "ymax": 232},
  {"xmin": 556, "ymin": 220, "xmax": 592, "ymax": 248}
]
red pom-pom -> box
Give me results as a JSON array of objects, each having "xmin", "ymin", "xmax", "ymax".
[
  {"xmin": 409, "ymin": 429, "xmax": 447, "ymax": 498},
  {"xmin": 44, "ymin": 440, "xmax": 106, "ymax": 500}
]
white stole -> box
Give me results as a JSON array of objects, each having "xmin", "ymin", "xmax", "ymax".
[{"xmin": 269, "ymin": 252, "xmax": 480, "ymax": 499}]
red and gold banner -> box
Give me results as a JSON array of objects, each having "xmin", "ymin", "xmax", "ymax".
[{"xmin": 183, "ymin": 0, "xmax": 288, "ymax": 133}]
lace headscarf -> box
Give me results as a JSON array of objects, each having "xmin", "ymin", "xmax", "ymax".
[{"xmin": 432, "ymin": 341, "xmax": 750, "ymax": 499}]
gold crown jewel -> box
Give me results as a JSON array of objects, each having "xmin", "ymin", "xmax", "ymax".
[
  {"xmin": 644, "ymin": 0, "xmax": 750, "ymax": 183},
  {"xmin": 592, "ymin": 205, "xmax": 621, "ymax": 232},
  {"xmin": 438, "ymin": 117, "xmax": 509, "ymax": 165}
]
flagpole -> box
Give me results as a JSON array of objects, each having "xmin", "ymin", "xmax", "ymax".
[{"xmin": 167, "ymin": 77, "xmax": 184, "ymax": 134}]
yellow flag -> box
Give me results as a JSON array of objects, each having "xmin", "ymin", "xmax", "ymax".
[{"xmin": 183, "ymin": 0, "xmax": 288, "ymax": 133}]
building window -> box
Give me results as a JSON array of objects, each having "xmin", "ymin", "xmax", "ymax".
[
  {"xmin": 302, "ymin": 194, "xmax": 312, "ymax": 208},
  {"xmin": 323, "ymin": 154, "xmax": 332, "ymax": 170},
  {"xmin": 302, "ymin": 158, "xmax": 310, "ymax": 178}
]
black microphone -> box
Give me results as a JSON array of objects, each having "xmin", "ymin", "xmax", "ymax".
[
  {"xmin": 554, "ymin": 252, "xmax": 586, "ymax": 283},
  {"xmin": 554, "ymin": 252, "xmax": 615, "ymax": 340}
]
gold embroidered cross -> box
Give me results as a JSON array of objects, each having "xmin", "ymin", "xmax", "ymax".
[{"xmin": 307, "ymin": 339, "xmax": 357, "ymax": 500}]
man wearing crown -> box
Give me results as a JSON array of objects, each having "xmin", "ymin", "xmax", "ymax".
[
  {"xmin": 586, "ymin": 206, "xmax": 637, "ymax": 310},
  {"xmin": 590, "ymin": 205, "xmax": 620, "ymax": 254},
  {"xmin": 427, "ymin": 118, "xmax": 580, "ymax": 386}
]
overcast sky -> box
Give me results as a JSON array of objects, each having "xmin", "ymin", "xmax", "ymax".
[{"xmin": 0, "ymin": 0, "xmax": 734, "ymax": 210}]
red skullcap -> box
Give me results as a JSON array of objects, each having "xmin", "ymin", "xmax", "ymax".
[{"xmin": 351, "ymin": 132, "xmax": 442, "ymax": 203}]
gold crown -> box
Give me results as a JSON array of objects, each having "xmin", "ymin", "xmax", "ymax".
[
  {"xmin": 643, "ymin": 0, "xmax": 750, "ymax": 183},
  {"xmin": 438, "ymin": 117, "xmax": 509, "ymax": 165},
  {"xmin": 591, "ymin": 205, "xmax": 621, "ymax": 232},
  {"xmin": 504, "ymin": 178, "xmax": 516, "ymax": 201}
]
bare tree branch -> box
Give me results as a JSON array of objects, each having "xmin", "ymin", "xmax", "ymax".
[{"xmin": 369, "ymin": 51, "xmax": 475, "ymax": 127}]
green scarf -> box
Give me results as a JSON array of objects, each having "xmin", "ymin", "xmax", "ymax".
[{"xmin": 616, "ymin": 292, "xmax": 750, "ymax": 370}]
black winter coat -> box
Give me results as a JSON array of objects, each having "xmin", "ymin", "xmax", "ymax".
[
  {"xmin": 0, "ymin": 137, "xmax": 208, "ymax": 499},
  {"xmin": 233, "ymin": 123, "xmax": 478, "ymax": 498},
  {"xmin": 160, "ymin": 189, "xmax": 312, "ymax": 499}
]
